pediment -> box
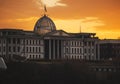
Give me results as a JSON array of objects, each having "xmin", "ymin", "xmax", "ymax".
[{"xmin": 50, "ymin": 30, "xmax": 70, "ymax": 36}]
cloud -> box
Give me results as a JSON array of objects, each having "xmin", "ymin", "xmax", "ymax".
[
  {"xmin": 54, "ymin": 17, "xmax": 105, "ymax": 33},
  {"xmin": 0, "ymin": 16, "xmax": 39, "ymax": 30},
  {"xmin": 80, "ymin": 17, "xmax": 105, "ymax": 29},
  {"xmin": 15, "ymin": 17, "xmax": 38, "ymax": 22},
  {"xmin": 36, "ymin": 0, "xmax": 67, "ymax": 8},
  {"xmin": 0, "ymin": 17, "xmax": 38, "ymax": 23}
]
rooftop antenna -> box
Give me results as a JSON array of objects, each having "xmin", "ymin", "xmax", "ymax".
[{"xmin": 80, "ymin": 25, "xmax": 82, "ymax": 33}]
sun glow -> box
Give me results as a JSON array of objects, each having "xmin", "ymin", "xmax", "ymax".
[{"xmin": 36, "ymin": 0, "xmax": 67, "ymax": 7}]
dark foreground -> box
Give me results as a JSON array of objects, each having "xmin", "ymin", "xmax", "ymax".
[{"xmin": 0, "ymin": 61, "xmax": 120, "ymax": 84}]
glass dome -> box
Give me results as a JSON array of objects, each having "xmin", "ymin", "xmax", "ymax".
[{"xmin": 34, "ymin": 15, "xmax": 56, "ymax": 34}]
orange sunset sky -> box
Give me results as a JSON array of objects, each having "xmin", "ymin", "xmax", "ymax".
[{"xmin": 0, "ymin": 0, "xmax": 120, "ymax": 39}]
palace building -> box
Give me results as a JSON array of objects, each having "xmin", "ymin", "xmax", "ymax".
[{"xmin": 0, "ymin": 14, "xmax": 120, "ymax": 61}]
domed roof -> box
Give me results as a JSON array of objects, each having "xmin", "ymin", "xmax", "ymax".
[{"xmin": 34, "ymin": 15, "xmax": 56, "ymax": 34}]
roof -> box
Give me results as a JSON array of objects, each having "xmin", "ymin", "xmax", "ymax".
[
  {"xmin": 99, "ymin": 39, "xmax": 120, "ymax": 44},
  {"xmin": 0, "ymin": 29, "xmax": 42, "ymax": 38},
  {"xmin": 42, "ymin": 30, "xmax": 98, "ymax": 39},
  {"xmin": 69, "ymin": 32, "xmax": 96, "ymax": 38},
  {"xmin": 34, "ymin": 15, "xmax": 56, "ymax": 33}
]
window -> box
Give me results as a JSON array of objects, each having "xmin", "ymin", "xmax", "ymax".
[
  {"xmin": 77, "ymin": 41, "xmax": 79, "ymax": 46},
  {"xmin": 36, "ymin": 40, "xmax": 37, "ymax": 44},
  {"xmin": 33, "ymin": 40, "xmax": 34, "ymax": 44},
  {"xmin": 79, "ymin": 48, "xmax": 81, "ymax": 54},
  {"xmin": 33, "ymin": 47, "xmax": 36, "ymax": 53},
  {"xmin": 31, "ymin": 40, "xmax": 33, "ymax": 44},
  {"xmin": 77, "ymin": 48, "xmax": 79, "ymax": 54},
  {"xmin": 39, "ymin": 55, "xmax": 41, "ymax": 58},
  {"xmin": 3, "ymin": 47, "xmax": 6, "ymax": 52},
  {"xmin": 26, "ymin": 47, "xmax": 28, "ymax": 52},
  {"xmin": 75, "ymin": 48, "xmax": 76, "ymax": 54},
  {"xmin": 75, "ymin": 41, "xmax": 76, "ymax": 46},
  {"xmin": 76, "ymin": 41, "xmax": 77, "ymax": 46},
  {"xmin": 88, "ymin": 42, "xmax": 91, "ymax": 46},
  {"xmin": 39, "ymin": 47, "xmax": 41, "ymax": 52},
  {"xmin": 28, "ymin": 40, "xmax": 30, "ymax": 45},
  {"xmin": 13, "ymin": 47, "xmax": 16, "ymax": 52},
  {"xmin": 29, "ymin": 55, "xmax": 31, "ymax": 58},
  {"xmin": 72, "ymin": 48, "xmax": 74, "ymax": 53},
  {"xmin": 36, "ymin": 55, "xmax": 38, "ymax": 59},
  {"xmin": 72, "ymin": 41, "xmax": 74, "ymax": 46},
  {"xmin": 88, "ymin": 49, "xmax": 91, "ymax": 53},
  {"xmin": 84, "ymin": 42, "xmax": 87, "ymax": 46},
  {"xmin": 66, "ymin": 48, "xmax": 69, "ymax": 53},
  {"xmin": 92, "ymin": 42, "xmax": 94, "ymax": 46},
  {"xmin": 17, "ymin": 38, "xmax": 20, "ymax": 44},
  {"xmin": 30, "ymin": 47, "xmax": 31, "ymax": 52},
  {"xmin": 36, "ymin": 47, "xmax": 38, "ymax": 53},
  {"xmin": 13, "ymin": 38, "xmax": 16, "ymax": 44},
  {"xmin": 26, "ymin": 40, "xmax": 28, "ymax": 45},
  {"xmin": 8, "ymin": 38, "xmax": 11, "ymax": 44},
  {"xmin": 36, "ymin": 47, "xmax": 39, "ymax": 52},
  {"xmin": 36, "ymin": 40, "xmax": 38, "ymax": 45},
  {"xmin": 9, "ymin": 47, "xmax": 11, "ymax": 52},
  {"xmin": 33, "ymin": 55, "xmax": 34, "ymax": 59},
  {"xmin": 33, "ymin": 40, "xmax": 36, "ymax": 45},
  {"xmin": 17, "ymin": 47, "xmax": 20, "ymax": 52},
  {"xmin": 33, "ymin": 47, "xmax": 34, "ymax": 52},
  {"xmin": 29, "ymin": 40, "xmax": 31, "ymax": 44},
  {"xmin": 92, "ymin": 49, "xmax": 94, "ymax": 53},
  {"xmin": 80, "ymin": 56, "xmax": 82, "ymax": 59},
  {"xmin": 39, "ymin": 40, "xmax": 41, "ymax": 44},
  {"xmin": 84, "ymin": 48, "xmax": 87, "ymax": 53},
  {"xmin": 71, "ymin": 55, "xmax": 74, "ymax": 59}
]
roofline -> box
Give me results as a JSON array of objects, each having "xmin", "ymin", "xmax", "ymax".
[{"xmin": 0, "ymin": 28, "xmax": 23, "ymax": 31}]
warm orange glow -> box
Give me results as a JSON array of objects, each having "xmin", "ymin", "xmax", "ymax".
[{"xmin": 0, "ymin": 0, "xmax": 120, "ymax": 39}]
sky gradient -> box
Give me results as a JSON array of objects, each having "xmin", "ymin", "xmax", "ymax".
[{"xmin": 0, "ymin": 0, "xmax": 120, "ymax": 39}]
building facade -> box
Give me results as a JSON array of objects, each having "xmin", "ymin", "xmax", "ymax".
[
  {"xmin": 0, "ymin": 29, "xmax": 44, "ymax": 61},
  {"xmin": 0, "ymin": 14, "xmax": 119, "ymax": 61}
]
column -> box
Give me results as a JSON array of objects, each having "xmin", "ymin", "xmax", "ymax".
[
  {"xmin": 49, "ymin": 40, "xmax": 51, "ymax": 60},
  {"xmin": 53, "ymin": 40, "xmax": 55, "ymax": 60},
  {"xmin": 97, "ymin": 44, "xmax": 100, "ymax": 60},
  {"xmin": 57, "ymin": 40, "xmax": 59, "ymax": 59}
]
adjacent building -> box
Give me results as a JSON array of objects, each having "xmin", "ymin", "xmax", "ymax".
[{"xmin": 99, "ymin": 39, "xmax": 120, "ymax": 60}]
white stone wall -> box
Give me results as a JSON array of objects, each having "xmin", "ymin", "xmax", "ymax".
[
  {"xmin": 0, "ymin": 39, "xmax": 6, "ymax": 58},
  {"xmin": 0, "ymin": 37, "xmax": 44, "ymax": 61},
  {"xmin": 24, "ymin": 39, "xmax": 44, "ymax": 60},
  {"xmin": 63, "ymin": 39, "xmax": 97, "ymax": 60}
]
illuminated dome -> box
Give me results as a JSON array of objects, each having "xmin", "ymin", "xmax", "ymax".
[{"xmin": 34, "ymin": 15, "xmax": 56, "ymax": 34}]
